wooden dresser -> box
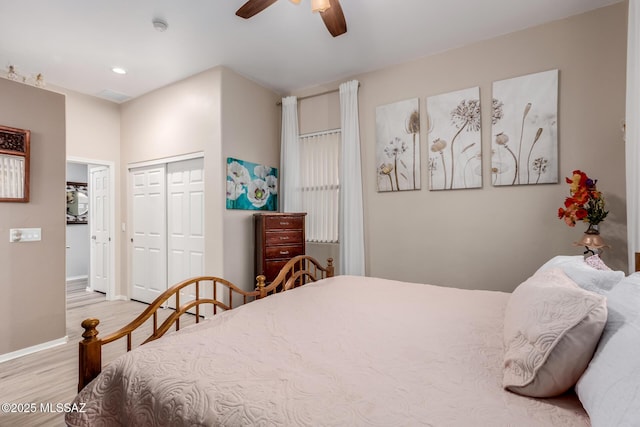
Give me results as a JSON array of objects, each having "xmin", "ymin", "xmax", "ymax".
[{"xmin": 254, "ymin": 212, "xmax": 306, "ymax": 283}]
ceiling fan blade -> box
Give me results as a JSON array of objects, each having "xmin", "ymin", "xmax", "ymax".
[
  {"xmin": 236, "ymin": 0, "xmax": 279, "ymax": 19},
  {"xmin": 319, "ymin": 0, "xmax": 347, "ymax": 37}
]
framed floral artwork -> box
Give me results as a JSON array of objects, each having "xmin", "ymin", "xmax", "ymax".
[
  {"xmin": 491, "ymin": 69, "xmax": 558, "ymax": 186},
  {"xmin": 226, "ymin": 157, "xmax": 278, "ymax": 211},
  {"xmin": 375, "ymin": 98, "xmax": 421, "ymax": 192},
  {"xmin": 426, "ymin": 87, "xmax": 482, "ymax": 190}
]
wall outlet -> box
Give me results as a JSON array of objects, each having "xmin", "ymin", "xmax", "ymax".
[{"xmin": 9, "ymin": 228, "xmax": 42, "ymax": 242}]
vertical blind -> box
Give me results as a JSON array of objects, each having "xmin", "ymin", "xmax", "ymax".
[
  {"xmin": 299, "ymin": 129, "xmax": 341, "ymax": 243},
  {"xmin": 0, "ymin": 154, "xmax": 25, "ymax": 198}
]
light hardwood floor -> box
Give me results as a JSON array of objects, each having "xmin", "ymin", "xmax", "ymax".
[{"xmin": 0, "ymin": 281, "xmax": 193, "ymax": 427}]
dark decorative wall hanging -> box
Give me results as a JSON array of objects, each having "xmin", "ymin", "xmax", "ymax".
[
  {"xmin": 66, "ymin": 182, "xmax": 89, "ymax": 224},
  {"xmin": 0, "ymin": 125, "xmax": 31, "ymax": 202}
]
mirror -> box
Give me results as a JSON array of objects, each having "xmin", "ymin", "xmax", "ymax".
[
  {"xmin": 66, "ymin": 182, "xmax": 88, "ymax": 224},
  {"xmin": 68, "ymin": 191, "xmax": 89, "ymax": 216},
  {"xmin": 0, "ymin": 125, "xmax": 30, "ymax": 203}
]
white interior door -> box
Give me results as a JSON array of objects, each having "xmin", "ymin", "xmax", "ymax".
[
  {"xmin": 130, "ymin": 165, "xmax": 167, "ymax": 303},
  {"xmin": 89, "ymin": 166, "xmax": 110, "ymax": 294},
  {"xmin": 167, "ymin": 158, "xmax": 205, "ymax": 309}
]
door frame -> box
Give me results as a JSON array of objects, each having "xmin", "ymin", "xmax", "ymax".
[
  {"xmin": 67, "ymin": 156, "xmax": 116, "ymax": 301},
  {"xmin": 127, "ymin": 151, "xmax": 204, "ymax": 300}
]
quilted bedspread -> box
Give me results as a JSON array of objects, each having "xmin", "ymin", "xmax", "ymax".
[{"xmin": 66, "ymin": 275, "xmax": 589, "ymax": 426}]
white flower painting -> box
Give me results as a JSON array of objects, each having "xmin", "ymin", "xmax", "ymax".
[
  {"xmin": 226, "ymin": 158, "xmax": 278, "ymax": 211},
  {"xmin": 491, "ymin": 69, "xmax": 558, "ymax": 186},
  {"xmin": 426, "ymin": 87, "xmax": 482, "ymax": 190},
  {"xmin": 375, "ymin": 98, "xmax": 421, "ymax": 192}
]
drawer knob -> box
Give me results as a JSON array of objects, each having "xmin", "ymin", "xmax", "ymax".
[
  {"xmin": 279, "ymin": 236, "xmax": 290, "ymax": 240},
  {"xmin": 280, "ymin": 221, "xmax": 290, "ymax": 225},
  {"xmin": 280, "ymin": 250, "xmax": 290, "ymax": 255}
]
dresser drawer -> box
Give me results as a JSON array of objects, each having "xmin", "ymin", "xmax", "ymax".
[
  {"xmin": 264, "ymin": 260, "xmax": 289, "ymax": 281},
  {"xmin": 265, "ymin": 244, "xmax": 304, "ymax": 260},
  {"xmin": 265, "ymin": 215, "xmax": 304, "ymax": 230},
  {"xmin": 265, "ymin": 230, "xmax": 303, "ymax": 245}
]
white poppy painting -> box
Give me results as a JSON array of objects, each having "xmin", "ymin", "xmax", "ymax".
[
  {"xmin": 226, "ymin": 157, "xmax": 278, "ymax": 211},
  {"xmin": 426, "ymin": 87, "xmax": 482, "ymax": 190},
  {"xmin": 491, "ymin": 69, "xmax": 558, "ymax": 186},
  {"xmin": 375, "ymin": 98, "xmax": 421, "ymax": 192}
]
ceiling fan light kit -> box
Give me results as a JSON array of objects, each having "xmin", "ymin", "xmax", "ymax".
[
  {"xmin": 311, "ymin": 0, "xmax": 331, "ymax": 13},
  {"xmin": 236, "ymin": 0, "xmax": 347, "ymax": 37}
]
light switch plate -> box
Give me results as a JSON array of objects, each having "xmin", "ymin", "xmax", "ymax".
[{"xmin": 9, "ymin": 228, "xmax": 42, "ymax": 242}]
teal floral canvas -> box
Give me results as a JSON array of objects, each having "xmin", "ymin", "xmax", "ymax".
[{"xmin": 226, "ymin": 157, "xmax": 278, "ymax": 211}]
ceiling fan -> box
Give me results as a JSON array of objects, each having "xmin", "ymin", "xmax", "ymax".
[{"xmin": 236, "ymin": 0, "xmax": 347, "ymax": 37}]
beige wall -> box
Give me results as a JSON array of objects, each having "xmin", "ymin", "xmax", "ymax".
[
  {"xmin": 63, "ymin": 89, "xmax": 121, "ymax": 162},
  {"xmin": 220, "ymin": 68, "xmax": 281, "ymax": 290},
  {"xmin": 297, "ymin": 3, "xmax": 628, "ymax": 292},
  {"xmin": 299, "ymin": 91, "xmax": 340, "ymax": 134},
  {"xmin": 0, "ymin": 79, "xmax": 66, "ymax": 354}
]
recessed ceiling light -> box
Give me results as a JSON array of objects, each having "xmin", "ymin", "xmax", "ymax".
[{"xmin": 112, "ymin": 67, "xmax": 127, "ymax": 75}]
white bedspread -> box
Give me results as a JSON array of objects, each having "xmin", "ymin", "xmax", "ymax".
[{"xmin": 66, "ymin": 275, "xmax": 589, "ymax": 426}]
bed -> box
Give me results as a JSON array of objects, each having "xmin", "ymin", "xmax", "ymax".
[{"xmin": 66, "ymin": 255, "xmax": 640, "ymax": 426}]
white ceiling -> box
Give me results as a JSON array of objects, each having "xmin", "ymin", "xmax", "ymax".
[{"xmin": 0, "ymin": 0, "xmax": 623, "ymax": 103}]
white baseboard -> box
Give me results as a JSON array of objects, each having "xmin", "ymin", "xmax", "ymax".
[
  {"xmin": 112, "ymin": 294, "xmax": 129, "ymax": 301},
  {"xmin": 66, "ymin": 275, "xmax": 89, "ymax": 283},
  {"xmin": 0, "ymin": 336, "xmax": 69, "ymax": 364}
]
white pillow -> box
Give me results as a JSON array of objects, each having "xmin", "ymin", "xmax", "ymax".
[
  {"xmin": 576, "ymin": 273, "xmax": 640, "ymax": 427},
  {"xmin": 503, "ymin": 268, "xmax": 608, "ymax": 397},
  {"xmin": 536, "ymin": 255, "xmax": 623, "ymax": 294}
]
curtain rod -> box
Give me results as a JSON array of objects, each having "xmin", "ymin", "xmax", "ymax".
[{"xmin": 276, "ymin": 83, "xmax": 361, "ymax": 106}]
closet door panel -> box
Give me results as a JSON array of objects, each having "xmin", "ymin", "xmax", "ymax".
[
  {"xmin": 130, "ymin": 165, "xmax": 167, "ymax": 303},
  {"xmin": 167, "ymin": 158, "xmax": 205, "ymax": 311}
]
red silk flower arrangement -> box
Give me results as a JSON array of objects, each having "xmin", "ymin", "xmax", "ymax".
[{"xmin": 558, "ymin": 170, "xmax": 608, "ymax": 227}]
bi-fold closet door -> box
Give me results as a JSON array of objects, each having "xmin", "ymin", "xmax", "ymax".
[{"xmin": 129, "ymin": 157, "xmax": 205, "ymax": 305}]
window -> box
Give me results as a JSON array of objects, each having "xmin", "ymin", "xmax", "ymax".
[{"xmin": 299, "ymin": 129, "xmax": 340, "ymax": 243}]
